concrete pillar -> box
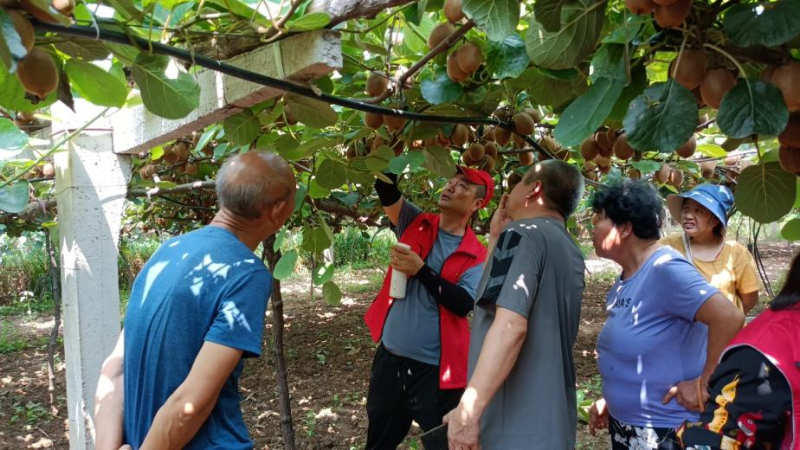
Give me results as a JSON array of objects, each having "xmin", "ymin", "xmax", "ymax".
[{"xmin": 55, "ymin": 130, "xmax": 131, "ymax": 449}]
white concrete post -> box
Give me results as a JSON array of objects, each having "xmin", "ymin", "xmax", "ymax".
[{"xmin": 55, "ymin": 130, "xmax": 131, "ymax": 449}]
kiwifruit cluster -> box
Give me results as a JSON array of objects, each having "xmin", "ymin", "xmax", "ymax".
[
  {"xmin": 446, "ymin": 42, "xmax": 484, "ymax": 83},
  {"xmin": 140, "ymin": 130, "xmax": 208, "ymax": 180},
  {"xmin": 625, "ymin": 0, "xmax": 692, "ymax": 29},
  {"xmin": 767, "ymin": 61, "xmax": 800, "ymax": 112}
]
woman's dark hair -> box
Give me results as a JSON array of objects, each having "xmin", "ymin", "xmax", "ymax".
[
  {"xmin": 590, "ymin": 180, "xmax": 663, "ymax": 240},
  {"xmin": 771, "ymin": 250, "xmax": 800, "ymax": 311}
]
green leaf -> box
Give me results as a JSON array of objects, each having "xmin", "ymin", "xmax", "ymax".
[
  {"xmin": 315, "ymin": 159, "xmax": 348, "ymax": 190},
  {"xmin": 606, "ymin": 64, "xmax": 648, "ymax": 125},
  {"xmin": 622, "ymin": 80, "xmax": 698, "ymax": 152},
  {"xmin": 723, "ymin": 1, "xmax": 800, "ymax": 48},
  {"xmin": 294, "ymin": 137, "xmax": 338, "ymax": 159},
  {"xmin": 0, "ymin": 66, "xmax": 57, "ymax": 112},
  {"xmin": 554, "ymin": 77, "xmax": 626, "ymax": 147},
  {"xmin": 0, "ymin": 9, "xmax": 27, "ymax": 72},
  {"xmin": 486, "ymin": 34, "xmax": 530, "ymax": 80},
  {"xmin": 274, "ymin": 227, "xmax": 287, "ymax": 251},
  {"xmin": 284, "ymin": 12, "xmax": 331, "ymax": 32},
  {"xmin": 65, "ymin": 60, "xmax": 128, "ymax": 108},
  {"xmin": 717, "ymin": 79, "xmax": 789, "ymax": 139},
  {"xmin": 0, "ymin": 181, "xmax": 29, "ymax": 213},
  {"xmin": 259, "ymin": 103, "xmax": 284, "ymax": 126},
  {"xmin": 285, "ymin": 94, "xmax": 337, "ymax": 128},
  {"xmin": 105, "ymin": 0, "xmax": 145, "ymax": 21},
  {"xmin": 223, "ymin": 110, "xmax": 261, "ymax": 146},
  {"xmin": 630, "ymin": 160, "xmax": 663, "ymax": 174},
  {"xmin": 312, "ymin": 262, "xmax": 335, "ymax": 285},
  {"xmin": 389, "ymin": 151, "xmax": 426, "ymax": 174},
  {"xmin": 735, "ymin": 162, "xmax": 796, "ymax": 223},
  {"xmin": 507, "ymin": 67, "xmax": 586, "ymax": 109},
  {"xmin": 423, "ymin": 146, "xmax": 457, "ymax": 178},
  {"xmin": 781, "ymin": 213, "xmax": 800, "ymax": 241},
  {"xmin": 463, "ymin": 0, "xmax": 520, "ymax": 42},
  {"xmin": 365, "ymin": 146, "xmax": 394, "ymax": 172},
  {"xmin": 131, "ymin": 54, "xmax": 200, "ymax": 120},
  {"xmin": 696, "ymin": 144, "xmax": 727, "ymax": 159},
  {"xmin": 309, "ymin": 179, "xmax": 332, "ymax": 199},
  {"xmin": 525, "ymin": 0, "xmax": 605, "ymax": 70},
  {"xmin": 322, "ymin": 281, "xmax": 342, "ymax": 306},
  {"xmin": 534, "ymin": 0, "xmax": 573, "ymax": 32},
  {"xmin": 302, "ymin": 226, "xmax": 332, "ymax": 254},
  {"xmin": 274, "ymin": 134, "xmax": 302, "ymax": 160},
  {"xmin": 55, "ymin": 39, "xmax": 111, "ymax": 61},
  {"xmin": 0, "ymin": 118, "xmax": 28, "ymax": 151},
  {"xmin": 602, "ymin": 15, "xmax": 647, "ymax": 44},
  {"xmin": 421, "ymin": 69, "xmax": 464, "ymax": 105},
  {"xmin": 195, "ymin": 126, "xmax": 219, "ymax": 153},
  {"xmin": 294, "ymin": 185, "xmax": 307, "ymax": 213},
  {"xmin": 590, "ymin": 44, "xmax": 626, "ymax": 82},
  {"xmin": 273, "ymin": 250, "xmax": 298, "ymax": 280}
]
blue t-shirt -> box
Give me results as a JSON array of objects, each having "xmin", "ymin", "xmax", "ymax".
[
  {"xmin": 382, "ymin": 201, "xmax": 483, "ymax": 366},
  {"xmin": 123, "ymin": 226, "xmax": 271, "ymax": 449},
  {"xmin": 597, "ymin": 246, "xmax": 719, "ymax": 428}
]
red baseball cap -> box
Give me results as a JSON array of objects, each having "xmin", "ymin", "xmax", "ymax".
[{"xmin": 456, "ymin": 166, "xmax": 494, "ymax": 207}]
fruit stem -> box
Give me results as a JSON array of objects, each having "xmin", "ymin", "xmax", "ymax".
[
  {"xmin": 0, "ymin": 107, "xmax": 112, "ymax": 190},
  {"xmin": 703, "ymin": 43, "xmax": 747, "ymax": 85},
  {"xmin": 671, "ymin": 24, "xmax": 690, "ymax": 80}
]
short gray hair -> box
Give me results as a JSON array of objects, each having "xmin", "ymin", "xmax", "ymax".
[
  {"xmin": 216, "ymin": 152, "xmax": 294, "ymax": 220},
  {"xmin": 523, "ymin": 159, "xmax": 585, "ymax": 220}
]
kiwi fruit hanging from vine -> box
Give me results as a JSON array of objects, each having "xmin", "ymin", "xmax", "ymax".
[
  {"xmin": 675, "ymin": 136, "xmax": 697, "ymax": 158},
  {"xmin": 451, "ymin": 124, "xmax": 469, "ymax": 147},
  {"xmin": 519, "ymin": 151, "xmax": 534, "ymax": 166},
  {"xmin": 625, "ymin": 0, "xmax": 656, "ymax": 15},
  {"xmin": 672, "ymin": 49, "xmax": 707, "ymax": 90},
  {"xmin": 443, "ymin": 0, "xmax": 465, "ymax": 23},
  {"xmin": 467, "ymin": 142, "xmax": 485, "ymax": 161},
  {"xmin": 484, "ymin": 141, "xmax": 498, "ymax": 159},
  {"xmin": 655, "ymin": 164, "xmax": 671, "ymax": 183},
  {"xmin": 456, "ymin": 43, "xmax": 483, "ymax": 75},
  {"xmin": 779, "ymin": 113, "xmax": 800, "ymax": 148},
  {"xmin": 446, "ymin": 51, "xmax": 469, "ymax": 83},
  {"xmin": 428, "ymin": 23, "xmax": 455, "ymax": 49},
  {"xmin": 495, "ymin": 127, "xmax": 511, "ymax": 146},
  {"xmin": 365, "ymin": 72, "xmax": 389, "ymax": 97},
  {"xmin": 580, "ymin": 138, "xmax": 600, "ymax": 161},
  {"xmin": 512, "ymin": 113, "xmax": 535, "ymax": 136},
  {"xmin": 779, "ymin": 146, "xmax": 800, "ymax": 174},
  {"xmin": 8, "ymin": 11, "xmax": 34, "ymax": 52},
  {"xmin": 16, "ymin": 48, "xmax": 58, "ymax": 99},
  {"xmin": 700, "ymin": 68, "xmax": 737, "ymax": 109},
  {"xmin": 364, "ymin": 112, "xmax": 383, "ymax": 129},
  {"xmin": 668, "ymin": 169, "xmax": 684, "ymax": 188},
  {"xmin": 613, "ymin": 134, "xmax": 634, "ymax": 160},
  {"xmin": 772, "ymin": 61, "xmax": 800, "ymax": 112},
  {"xmin": 653, "ymin": 0, "xmax": 692, "ymax": 29}
]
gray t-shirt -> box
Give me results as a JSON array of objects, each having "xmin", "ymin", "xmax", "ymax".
[
  {"xmin": 382, "ymin": 200, "xmax": 483, "ymax": 366},
  {"xmin": 469, "ymin": 218, "xmax": 585, "ymax": 449}
]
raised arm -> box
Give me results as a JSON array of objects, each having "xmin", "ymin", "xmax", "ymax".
[
  {"xmin": 139, "ymin": 342, "xmax": 243, "ymax": 450},
  {"xmin": 95, "ymin": 330, "xmax": 126, "ymax": 450},
  {"xmin": 374, "ymin": 172, "xmax": 404, "ymax": 226}
]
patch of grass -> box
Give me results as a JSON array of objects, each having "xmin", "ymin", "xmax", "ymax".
[
  {"xmin": 0, "ymin": 323, "xmax": 29, "ymax": 355},
  {"xmin": 0, "ymin": 295, "xmax": 55, "ymax": 317},
  {"xmin": 10, "ymin": 401, "xmax": 50, "ymax": 425}
]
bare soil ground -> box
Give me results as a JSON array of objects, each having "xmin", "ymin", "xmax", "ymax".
[{"xmin": 1, "ymin": 241, "xmax": 796, "ymax": 449}]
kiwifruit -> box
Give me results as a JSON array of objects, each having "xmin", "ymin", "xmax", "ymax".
[
  {"xmin": 446, "ymin": 51, "xmax": 469, "ymax": 83},
  {"xmin": 627, "ymin": 168, "xmax": 642, "ymax": 179},
  {"xmin": 760, "ymin": 65, "xmax": 776, "ymax": 83},
  {"xmin": 495, "ymin": 127, "xmax": 511, "ymax": 146},
  {"xmin": 428, "ymin": 22, "xmax": 455, "ymax": 50},
  {"xmin": 443, "ymin": 0, "xmax": 465, "ymax": 23},
  {"xmin": 391, "ymin": 139, "xmax": 405, "ymax": 156},
  {"xmin": 493, "ymin": 107, "xmax": 512, "ymax": 122},
  {"xmin": 184, "ymin": 162, "xmax": 198, "ymax": 175},
  {"xmin": 8, "ymin": 11, "xmax": 34, "ymax": 52},
  {"xmin": 613, "ymin": 134, "xmax": 635, "ymax": 160},
  {"xmin": 173, "ymin": 142, "xmax": 189, "ymax": 161},
  {"xmin": 371, "ymin": 135, "xmax": 387, "ymax": 152},
  {"xmin": 346, "ymin": 146, "xmax": 357, "ymax": 159},
  {"xmin": 438, "ymin": 130, "xmax": 451, "ymax": 146},
  {"xmin": 456, "ymin": 43, "xmax": 483, "ymax": 75},
  {"xmin": 672, "ymin": 49, "xmax": 707, "ymax": 90},
  {"xmin": 654, "ymin": 0, "xmax": 692, "ymax": 29},
  {"xmin": 451, "ymin": 124, "xmax": 469, "ymax": 146},
  {"xmin": 524, "ymin": 108, "xmax": 543, "ymax": 124},
  {"xmin": 625, "ymin": 0, "xmax": 655, "ymax": 14},
  {"xmin": 724, "ymin": 155, "xmax": 741, "ymax": 166},
  {"xmin": 700, "ymin": 160, "xmax": 716, "ymax": 178},
  {"xmin": 595, "ymin": 131, "xmax": 613, "ymax": 154},
  {"xmin": 467, "ymin": 142, "xmax": 485, "ymax": 160},
  {"xmin": 482, "ymin": 127, "xmax": 496, "ymax": 142},
  {"xmin": 675, "ymin": 136, "xmax": 697, "ymax": 158},
  {"xmin": 519, "ymin": 151, "xmax": 534, "ymax": 166},
  {"xmin": 507, "ymin": 172, "xmax": 522, "ymax": 188},
  {"xmin": 596, "ymin": 155, "xmax": 611, "ymax": 168},
  {"xmin": 700, "ymin": 68, "xmax": 737, "ymax": 109},
  {"xmin": 540, "ymin": 136, "xmax": 560, "ymax": 153},
  {"xmin": 16, "ymin": 48, "xmax": 58, "ymax": 99},
  {"xmin": 364, "ymin": 112, "xmax": 383, "ymax": 129},
  {"xmin": 598, "ymin": 164, "xmax": 611, "ymax": 174},
  {"xmin": 581, "ymin": 138, "xmax": 600, "ymax": 161},
  {"xmin": 779, "ymin": 113, "xmax": 800, "ymax": 148},
  {"xmin": 772, "ymin": 61, "xmax": 800, "ymax": 112},
  {"xmin": 483, "ymin": 155, "xmax": 496, "ymax": 172},
  {"xmin": 606, "ymin": 128, "xmax": 619, "ymax": 144},
  {"xmin": 42, "ymin": 162, "xmax": 54, "ymax": 178},
  {"xmin": 513, "ymin": 113, "xmax": 535, "ymax": 136},
  {"xmin": 692, "ymin": 87, "xmax": 705, "ymax": 107},
  {"xmin": 384, "ymin": 113, "xmax": 406, "ymax": 131},
  {"xmin": 202, "ymin": 145, "xmax": 213, "ymax": 157},
  {"xmin": 668, "ymin": 169, "xmax": 684, "ymax": 188},
  {"xmin": 461, "ymin": 152, "xmax": 478, "ymax": 166},
  {"xmin": 139, "ymin": 164, "xmax": 158, "ymax": 180},
  {"xmin": 779, "ymin": 146, "xmax": 800, "ymax": 173},
  {"xmin": 484, "ymin": 141, "xmax": 498, "ymax": 158},
  {"xmin": 512, "ymin": 132, "xmax": 526, "ymax": 147},
  {"xmin": 655, "ymin": 164, "xmax": 671, "ymax": 183},
  {"xmin": 52, "ymin": 0, "xmax": 74, "ymax": 16},
  {"xmin": 365, "ymin": 72, "xmax": 389, "ymax": 97},
  {"xmin": 583, "ymin": 160, "xmax": 597, "ymax": 171}
]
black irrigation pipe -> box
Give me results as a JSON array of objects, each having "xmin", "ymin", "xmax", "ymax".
[{"xmin": 30, "ymin": 22, "xmax": 564, "ymax": 174}]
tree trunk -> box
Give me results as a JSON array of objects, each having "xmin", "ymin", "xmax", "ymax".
[
  {"xmin": 45, "ymin": 228, "xmax": 62, "ymax": 415},
  {"xmin": 262, "ymin": 237, "xmax": 296, "ymax": 450}
]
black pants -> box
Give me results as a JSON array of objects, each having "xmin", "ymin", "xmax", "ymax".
[{"xmin": 366, "ymin": 344, "xmax": 463, "ymax": 450}]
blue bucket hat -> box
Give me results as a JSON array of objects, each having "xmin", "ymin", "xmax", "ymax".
[{"xmin": 666, "ymin": 184, "xmax": 734, "ymax": 228}]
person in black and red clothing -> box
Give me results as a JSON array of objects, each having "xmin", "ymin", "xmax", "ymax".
[
  {"xmin": 678, "ymin": 250, "xmax": 800, "ymax": 450},
  {"xmin": 364, "ymin": 167, "xmax": 493, "ymax": 450}
]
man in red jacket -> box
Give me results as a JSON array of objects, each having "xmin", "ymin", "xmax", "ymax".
[{"xmin": 364, "ymin": 166, "xmax": 493, "ymax": 450}]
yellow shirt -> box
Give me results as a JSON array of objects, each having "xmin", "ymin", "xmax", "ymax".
[{"xmin": 660, "ymin": 234, "xmax": 760, "ymax": 312}]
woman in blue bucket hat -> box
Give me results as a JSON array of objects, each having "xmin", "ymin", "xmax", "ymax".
[{"xmin": 661, "ymin": 184, "xmax": 760, "ymax": 313}]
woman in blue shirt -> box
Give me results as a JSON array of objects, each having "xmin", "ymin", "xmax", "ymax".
[{"xmin": 587, "ymin": 180, "xmax": 744, "ymax": 449}]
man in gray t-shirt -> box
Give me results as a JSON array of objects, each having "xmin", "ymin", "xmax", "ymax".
[{"xmin": 445, "ymin": 160, "xmax": 586, "ymax": 449}]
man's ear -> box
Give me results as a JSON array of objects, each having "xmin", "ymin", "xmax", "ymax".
[
  {"xmin": 472, "ymin": 197, "xmax": 485, "ymax": 213},
  {"xmin": 525, "ymin": 180, "xmax": 543, "ymax": 200},
  {"xmin": 269, "ymin": 199, "xmax": 290, "ymax": 222},
  {"xmin": 618, "ymin": 222, "xmax": 634, "ymax": 239}
]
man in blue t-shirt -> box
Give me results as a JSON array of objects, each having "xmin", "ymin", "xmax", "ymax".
[{"xmin": 93, "ymin": 152, "xmax": 296, "ymax": 450}]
